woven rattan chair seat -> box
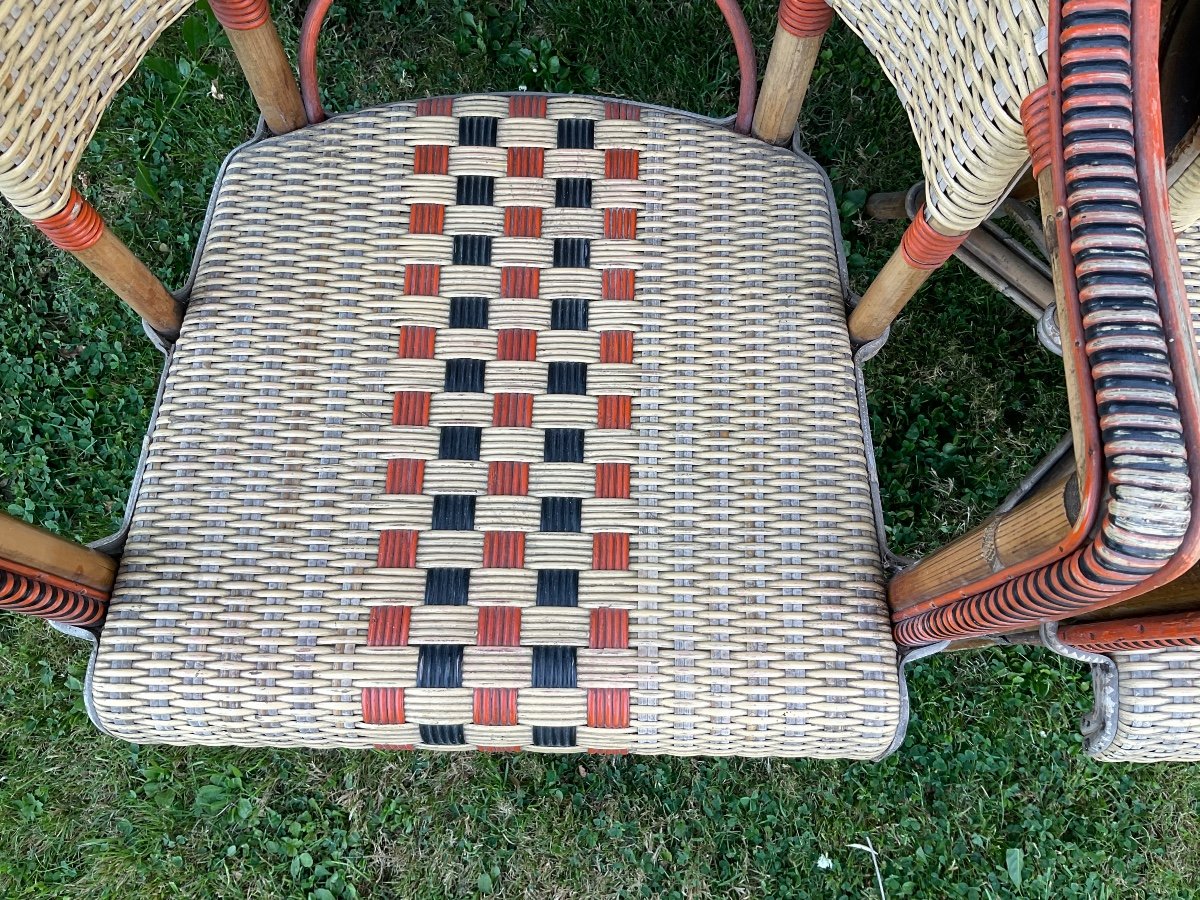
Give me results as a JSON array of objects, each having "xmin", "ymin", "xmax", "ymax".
[
  {"xmin": 1098, "ymin": 648, "xmax": 1200, "ymax": 762},
  {"xmin": 89, "ymin": 96, "xmax": 901, "ymax": 756}
]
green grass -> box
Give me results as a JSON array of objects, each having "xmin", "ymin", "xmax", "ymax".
[{"xmin": 0, "ymin": 1, "xmax": 1197, "ymax": 896}]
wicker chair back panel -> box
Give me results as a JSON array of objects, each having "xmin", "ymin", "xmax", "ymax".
[
  {"xmin": 0, "ymin": 0, "xmax": 194, "ymax": 220},
  {"xmin": 830, "ymin": 0, "xmax": 1049, "ymax": 234}
]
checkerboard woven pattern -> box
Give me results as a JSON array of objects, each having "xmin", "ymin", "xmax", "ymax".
[
  {"xmin": 362, "ymin": 95, "xmax": 643, "ymax": 753},
  {"xmin": 92, "ymin": 95, "xmax": 902, "ymax": 757}
]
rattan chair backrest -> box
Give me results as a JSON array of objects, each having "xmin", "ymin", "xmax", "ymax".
[
  {"xmin": 829, "ymin": 0, "xmax": 1049, "ymax": 235},
  {"xmin": 0, "ymin": 0, "xmax": 195, "ymax": 221}
]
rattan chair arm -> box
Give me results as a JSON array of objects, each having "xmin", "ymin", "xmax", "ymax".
[
  {"xmin": 1059, "ymin": 609, "xmax": 1200, "ymax": 652},
  {"xmin": 891, "ymin": 0, "xmax": 1200, "ymax": 645},
  {"xmin": 0, "ymin": 512, "xmax": 113, "ymax": 628}
]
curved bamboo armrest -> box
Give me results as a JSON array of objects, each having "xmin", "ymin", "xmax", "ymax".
[
  {"xmin": 0, "ymin": 513, "xmax": 114, "ymax": 628},
  {"xmin": 889, "ymin": 0, "xmax": 1200, "ymax": 645}
]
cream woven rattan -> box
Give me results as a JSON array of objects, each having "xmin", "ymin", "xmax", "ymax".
[
  {"xmin": 89, "ymin": 96, "xmax": 902, "ymax": 755},
  {"xmin": 0, "ymin": 0, "xmax": 1050, "ymax": 236},
  {"xmin": 1172, "ymin": 157, "xmax": 1200, "ymax": 233},
  {"xmin": 828, "ymin": 0, "xmax": 1049, "ymax": 235},
  {"xmin": 0, "ymin": 0, "xmax": 194, "ymax": 220},
  {"xmin": 1096, "ymin": 648, "xmax": 1200, "ymax": 762}
]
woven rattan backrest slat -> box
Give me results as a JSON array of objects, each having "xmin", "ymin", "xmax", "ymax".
[
  {"xmin": 0, "ymin": 0, "xmax": 196, "ymax": 221},
  {"xmin": 828, "ymin": 0, "xmax": 1049, "ymax": 235}
]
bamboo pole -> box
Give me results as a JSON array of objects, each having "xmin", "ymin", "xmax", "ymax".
[
  {"xmin": 223, "ymin": 20, "xmax": 306, "ymax": 134},
  {"xmin": 74, "ymin": 226, "xmax": 183, "ymax": 338},
  {"xmin": 848, "ymin": 211, "xmax": 967, "ymax": 343},
  {"xmin": 35, "ymin": 190, "xmax": 183, "ymax": 338},
  {"xmin": 848, "ymin": 248, "xmax": 935, "ymax": 342},
  {"xmin": 752, "ymin": 24, "xmax": 825, "ymax": 144},
  {"xmin": 958, "ymin": 226, "xmax": 1056, "ymax": 312},
  {"xmin": 751, "ymin": 0, "xmax": 833, "ymax": 144},
  {"xmin": 212, "ymin": 0, "xmax": 306, "ymax": 134},
  {"xmin": 888, "ymin": 468, "xmax": 1078, "ymax": 613},
  {"xmin": 0, "ymin": 513, "xmax": 116, "ymax": 596},
  {"xmin": 864, "ymin": 191, "xmax": 909, "ymax": 221}
]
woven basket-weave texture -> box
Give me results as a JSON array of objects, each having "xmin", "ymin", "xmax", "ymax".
[
  {"xmin": 1171, "ymin": 157, "xmax": 1200, "ymax": 233},
  {"xmin": 89, "ymin": 96, "xmax": 902, "ymax": 756},
  {"xmin": 1, "ymin": 0, "xmax": 1051, "ymax": 236},
  {"xmin": 1097, "ymin": 650, "xmax": 1200, "ymax": 762},
  {"xmin": 0, "ymin": 0, "xmax": 195, "ymax": 220},
  {"xmin": 829, "ymin": 0, "xmax": 1049, "ymax": 235}
]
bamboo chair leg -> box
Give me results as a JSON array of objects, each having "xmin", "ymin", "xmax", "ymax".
[
  {"xmin": 847, "ymin": 211, "xmax": 968, "ymax": 343},
  {"xmin": 35, "ymin": 190, "xmax": 183, "ymax": 339},
  {"xmin": 864, "ymin": 191, "xmax": 909, "ymax": 221},
  {"xmin": 753, "ymin": 0, "xmax": 833, "ymax": 144},
  {"xmin": 212, "ymin": 1, "xmax": 306, "ymax": 134}
]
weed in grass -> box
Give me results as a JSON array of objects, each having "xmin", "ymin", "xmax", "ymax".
[{"xmin": 0, "ymin": 2, "xmax": 1197, "ymax": 898}]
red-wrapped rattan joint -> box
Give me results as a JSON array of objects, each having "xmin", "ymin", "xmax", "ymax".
[
  {"xmin": 899, "ymin": 208, "xmax": 968, "ymax": 270},
  {"xmin": 0, "ymin": 565, "xmax": 107, "ymax": 628},
  {"xmin": 1020, "ymin": 85, "xmax": 1053, "ymax": 178},
  {"xmin": 209, "ymin": 0, "xmax": 270, "ymax": 31},
  {"xmin": 1059, "ymin": 610, "xmax": 1200, "ymax": 653},
  {"xmin": 33, "ymin": 189, "xmax": 103, "ymax": 252},
  {"xmin": 778, "ymin": 0, "xmax": 834, "ymax": 37}
]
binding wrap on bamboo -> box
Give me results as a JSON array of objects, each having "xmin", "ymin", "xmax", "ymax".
[
  {"xmin": 898, "ymin": 209, "xmax": 968, "ymax": 269},
  {"xmin": 894, "ymin": 0, "xmax": 1200, "ymax": 646},
  {"xmin": 209, "ymin": 0, "xmax": 271, "ymax": 30},
  {"xmin": 1020, "ymin": 87, "xmax": 1053, "ymax": 179},
  {"xmin": 33, "ymin": 189, "xmax": 104, "ymax": 251},
  {"xmin": 0, "ymin": 562, "xmax": 108, "ymax": 628},
  {"xmin": 778, "ymin": 0, "xmax": 834, "ymax": 36}
]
